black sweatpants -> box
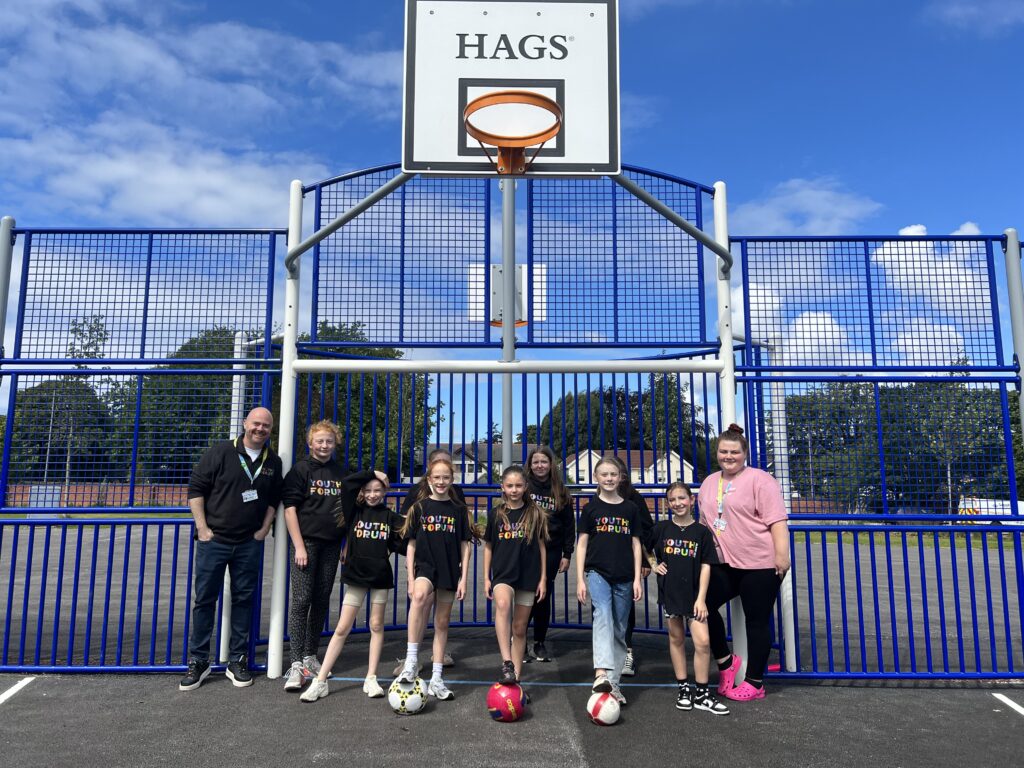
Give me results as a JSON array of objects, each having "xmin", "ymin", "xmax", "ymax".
[
  {"xmin": 288, "ymin": 538, "xmax": 342, "ymax": 663},
  {"xmin": 705, "ymin": 564, "xmax": 781, "ymax": 680}
]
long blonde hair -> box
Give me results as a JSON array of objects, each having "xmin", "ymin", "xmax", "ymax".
[
  {"xmin": 400, "ymin": 457, "xmax": 480, "ymax": 540},
  {"xmin": 492, "ymin": 466, "xmax": 549, "ymax": 545}
]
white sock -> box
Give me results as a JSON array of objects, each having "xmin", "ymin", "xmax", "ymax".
[
  {"xmin": 432, "ymin": 662, "xmax": 444, "ymax": 680},
  {"xmin": 406, "ymin": 643, "xmax": 418, "ymax": 665}
]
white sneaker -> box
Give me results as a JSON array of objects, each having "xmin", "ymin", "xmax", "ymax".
[
  {"xmin": 300, "ymin": 678, "xmax": 329, "ymax": 702},
  {"xmin": 427, "ymin": 678, "xmax": 455, "ymax": 701},
  {"xmin": 392, "ymin": 658, "xmax": 423, "ymax": 677},
  {"xmin": 621, "ymin": 649, "xmax": 636, "ymax": 677},
  {"xmin": 396, "ymin": 661, "xmax": 418, "ymax": 684},
  {"xmin": 283, "ymin": 661, "xmax": 305, "ymax": 692},
  {"xmin": 302, "ymin": 655, "xmax": 321, "ymax": 675},
  {"xmin": 363, "ymin": 675, "xmax": 385, "ymax": 698}
]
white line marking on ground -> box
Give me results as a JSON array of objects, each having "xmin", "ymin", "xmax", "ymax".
[
  {"xmin": 0, "ymin": 676, "xmax": 35, "ymax": 705},
  {"xmin": 992, "ymin": 692, "xmax": 1024, "ymax": 717}
]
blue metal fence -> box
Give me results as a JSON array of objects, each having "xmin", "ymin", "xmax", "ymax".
[{"xmin": 1, "ymin": 171, "xmax": 1020, "ymax": 678}]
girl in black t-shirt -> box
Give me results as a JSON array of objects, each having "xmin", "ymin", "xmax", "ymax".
[
  {"xmin": 300, "ymin": 469, "xmax": 402, "ymax": 703},
  {"xmin": 395, "ymin": 458, "xmax": 478, "ymax": 701},
  {"xmin": 647, "ymin": 482, "xmax": 728, "ymax": 715},
  {"xmin": 576, "ymin": 457, "xmax": 642, "ymax": 705},
  {"xmin": 484, "ymin": 465, "xmax": 549, "ymax": 685},
  {"xmin": 524, "ymin": 446, "xmax": 575, "ymax": 662}
]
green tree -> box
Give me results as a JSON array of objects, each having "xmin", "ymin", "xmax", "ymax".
[
  {"xmin": 284, "ymin": 321, "xmax": 436, "ymax": 480},
  {"xmin": 516, "ymin": 424, "xmax": 539, "ymax": 444},
  {"xmin": 535, "ymin": 374, "xmax": 709, "ymax": 474}
]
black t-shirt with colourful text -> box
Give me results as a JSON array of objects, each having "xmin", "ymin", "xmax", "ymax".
[
  {"xmin": 647, "ymin": 518, "xmax": 719, "ymax": 617},
  {"xmin": 343, "ymin": 504, "xmax": 404, "ymax": 589},
  {"xmin": 485, "ymin": 505, "xmax": 544, "ymax": 591},
  {"xmin": 579, "ymin": 497, "xmax": 640, "ymax": 584},
  {"xmin": 408, "ymin": 498, "xmax": 472, "ymax": 591}
]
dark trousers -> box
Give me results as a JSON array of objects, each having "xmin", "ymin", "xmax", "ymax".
[
  {"xmin": 188, "ymin": 538, "xmax": 263, "ymax": 662},
  {"xmin": 705, "ymin": 564, "xmax": 781, "ymax": 680},
  {"xmin": 529, "ymin": 552, "xmax": 564, "ymax": 643},
  {"xmin": 288, "ymin": 538, "xmax": 342, "ymax": 662},
  {"xmin": 530, "ymin": 576, "xmax": 556, "ymax": 643}
]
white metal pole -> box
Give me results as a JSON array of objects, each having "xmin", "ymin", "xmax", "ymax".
[
  {"xmin": 500, "ymin": 179, "xmax": 516, "ymax": 472},
  {"xmin": 769, "ymin": 366, "xmax": 797, "ymax": 672},
  {"xmin": 712, "ymin": 181, "xmax": 747, "ymax": 677},
  {"xmin": 267, "ymin": 180, "xmax": 304, "ymax": 678},
  {"xmin": 0, "ymin": 216, "xmax": 15, "ymax": 357},
  {"xmin": 292, "ymin": 358, "xmax": 727, "ymax": 375},
  {"xmin": 218, "ymin": 331, "xmax": 250, "ymax": 662},
  {"xmin": 713, "ymin": 181, "xmax": 736, "ymax": 427},
  {"xmin": 1004, "ymin": 229, "xmax": 1024, "ymax": 444}
]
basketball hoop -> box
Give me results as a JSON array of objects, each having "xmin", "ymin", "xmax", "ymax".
[{"xmin": 463, "ymin": 90, "xmax": 563, "ymax": 175}]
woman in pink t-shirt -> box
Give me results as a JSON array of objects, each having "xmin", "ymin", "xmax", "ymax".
[{"xmin": 697, "ymin": 424, "xmax": 790, "ymax": 701}]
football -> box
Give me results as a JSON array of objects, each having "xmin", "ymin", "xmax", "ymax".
[
  {"xmin": 388, "ymin": 677, "xmax": 428, "ymax": 715},
  {"xmin": 486, "ymin": 682, "xmax": 527, "ymax": 722},
  {"xmin": 587, "ymin": 692, "xmax": 620, "ymax": 725}
]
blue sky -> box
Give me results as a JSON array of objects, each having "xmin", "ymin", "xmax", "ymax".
[
  {"xmin": 0, "ymin": 0, "xmax": 1021, "ymax": 438},
  {"xmin": 1, "ymin": 0, "xmax": 1020, "ymax": 234}
]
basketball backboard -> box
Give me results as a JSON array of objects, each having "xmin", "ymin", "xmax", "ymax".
[{"xmin": 403, "ymin": 0, "xmax": 620, "ymax": 176}]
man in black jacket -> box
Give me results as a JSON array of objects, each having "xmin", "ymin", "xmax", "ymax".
[{"xmin": 179, "ymin": 407, "xmax": 283, "ymax": 691}]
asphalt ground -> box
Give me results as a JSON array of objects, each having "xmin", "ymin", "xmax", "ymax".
[{"xmin": 2, "ymin": 627, "xmax": 1023, "ymax": 768}]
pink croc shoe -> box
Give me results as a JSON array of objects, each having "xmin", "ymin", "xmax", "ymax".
[
  {"xmin": 723, "ymin": 681, "xmax": 766, "ymax": 701},
  {"xmin": 716, "ymin": 654, "xmax": 743, "ymax": 695}
]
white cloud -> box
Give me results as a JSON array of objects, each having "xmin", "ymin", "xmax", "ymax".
[
  {"xmin": 779, "ymin": 311, "xmax": 872, "ymax": 367},
  {"xmin": 871, "ymin": 223, "xmax": 990, "ymax": 321},
  {"xmin": 730, "ymin": 177, "xmax": 883, "ymax": 235},
  {"xmin": 888, "ymin": 318, "xmax": 967, "ymax": 366},
  {"xmin": 926, "ymin": 0, "xmax": 1024, "ymax": 33},
  {"xmin": 730, "ymin": 282, "xmax": 782, "ymax": 343},
  {"xmin": 952, "ymin": 221, "xmax": 982, "ymax": 235},
  {"xmin": 0, "ymin": 114, "xmax": 330, "ymax": 227},
  {"xmin": 0, "ymin": 0, "xmax": 401, "ymax": 227}
]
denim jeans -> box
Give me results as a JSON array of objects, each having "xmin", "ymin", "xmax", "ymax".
[
  {"xmin": 188, "ymin": 538, "xmax": 263, "ymax": 662},
  {"xmin": 586, "ymin": 570, "xmax": 632, "ymax": 685}
]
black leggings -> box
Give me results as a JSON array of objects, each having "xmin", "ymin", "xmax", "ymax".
[
  {"xmin": 530, "ymin": 576, "xmax": 557, "ymax": 643},
  {"xmin": 288, "ymin": 539, "xmax": 341, "ymax": 662},
  {"xmin": 705, "ymin": 565, "xmax": 781, "ymax": 681}
]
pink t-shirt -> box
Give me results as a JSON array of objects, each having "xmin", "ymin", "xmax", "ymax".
[{"xmin": 697, "ymin": 467, "xmax": 787, "ymax": 570}]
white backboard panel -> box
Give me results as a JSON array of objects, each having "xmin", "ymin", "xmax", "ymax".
[{"xmin": 403, "ymin": 0, "xmax": 620, "ymax": 175}]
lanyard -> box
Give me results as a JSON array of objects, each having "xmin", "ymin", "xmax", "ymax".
[
  {"xmin": 238, "ymin": 448, "xmax": 268, "ymax": 487},
  {"xmin": 716, "ymin": 476, "xmax": 733, "ymax": 521}
]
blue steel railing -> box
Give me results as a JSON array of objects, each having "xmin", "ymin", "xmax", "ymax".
[{"xmin": 778, "ymin": 519, "xmax": 1024, "ymax": 679}]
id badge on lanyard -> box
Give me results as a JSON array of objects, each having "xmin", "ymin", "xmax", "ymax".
[
  {"xmin": 239, "ymin": 449, "xmax": 267, "ymax": 504},
  {"xmin": 714, "ymin": 477, "xmax": 732, "ymax": 535}
]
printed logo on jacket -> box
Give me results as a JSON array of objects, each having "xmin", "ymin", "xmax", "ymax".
[
  {"xmin": 310, "ymin": 479, "xmax": 344, "ymax": 496},
  {"xmin": 354, "ymin": 520, "xmax": 391, "ymax": 540}
]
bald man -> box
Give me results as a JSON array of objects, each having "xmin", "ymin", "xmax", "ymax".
[{"xmin": 179, "ymin": 407, "xmax": 283, "ymax": 691}]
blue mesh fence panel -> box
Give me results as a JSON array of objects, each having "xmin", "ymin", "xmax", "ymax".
[
  {"xmin": 311, "ymin": 168, "xmax": 492, "ymax": 347},
  {"xmin": 15, "ymin": 231, "xmax": 277, "ymax": 361},
  {"xmin": 17, "ymin": 233, "xmax": 150, "ymax": 360},
  {"xmin": 739, "ymin": 236, "xmax": 1004, "ymax": 370},
  {"xmin": 527, "ymin": 168, "xmax": 706, "ymax": 346}
]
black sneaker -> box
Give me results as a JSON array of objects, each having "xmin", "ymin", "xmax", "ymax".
[
  {"xmin": 675, "ymin": 682, "xmax": 693, "ymax": 711},
  {"xmin": 532, "ymin": 642, "xmax": 551, "ymax": 662},
  {"xmin": 693, "ymin": 692, "xmax": 730, "ymax": 716},
  {"xmin": 225, "ymin": 655, "xmax": 253, "ymax": 687},
  {"xmin": 179, "ymin": 659, "xmax": 210, "ymax": 691},
  {"xmin": 500, "ymin": 660, "xmax": 518, "ymax": 684}
]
